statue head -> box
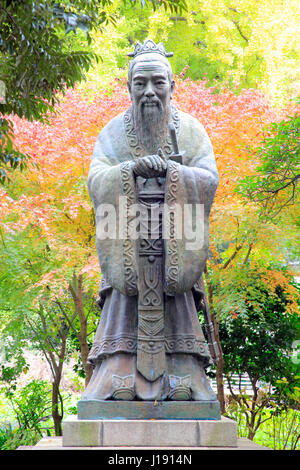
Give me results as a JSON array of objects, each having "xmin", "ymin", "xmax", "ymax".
[{"xmin": 127, "ymin": 40, "xmax": 175, "ymax": 153}]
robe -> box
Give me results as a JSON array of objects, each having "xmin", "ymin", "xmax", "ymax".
[{"xmin": 82, "ymin": 105, "xmax": 219, "ymax": 401}]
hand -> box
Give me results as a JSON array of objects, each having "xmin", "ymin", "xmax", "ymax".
[{"xmin": 133, "ymin": 149, "xmax": 167, "ymax": 178}]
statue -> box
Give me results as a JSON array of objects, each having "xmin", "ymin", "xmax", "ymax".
[{"xmin": 81, "ymin": 40, "xmax": 220, "ymax": 406}]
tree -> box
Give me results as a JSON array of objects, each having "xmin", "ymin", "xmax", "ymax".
[
  {"xmin": 0, "ymin": 226, "xmax": 99, "ymax": 435},
  {"xmin": 0, "ymin": 0, "xmax": 186, "ymax": 182},
  {"xmin": 25, "ymin": 302, "xmax": 71, "ymax": 436},
  {"xmin": 90, "ymin": 0, "xmax": 299, "ymax": 102},
  {"xmin": 1, "ymin": 74, "xmax": 298, "ymax": 422},
  {"xmin": 237, "ymin": 114, "xmax": 300, "ymax": 219},
  {"xmin": 216, "ymin": 264, "xmax": 299, "ymax": 440},
  {"xmin": 56, "ymin": 273, "xmax": 99, "ymax": 386}
]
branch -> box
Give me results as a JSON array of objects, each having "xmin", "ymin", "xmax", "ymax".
[
  {"xmin": 169, "ymin": 16, "xmax": 187, "ymax": 22},
  {"xmin": 243, "ymin": 243, "xmax": 253, "ymax": 265},
  {"xmin": 231, "ymin": 19, "xmax": 249, "ymax": 42},
  {"xmin": 25, "ymin": 314, "xmax": 57, "ymax": 379},
  {"xmin": 254, "ymin": 174, "xmax": 300, "ymax": 197},
  {"xmin": 37, "ymin": 309, "xmax": 59, "ymax": 375},
  {"xmin": 222, "ymin": 244, "xmax": 243, "ymax": 269},
  {"xmin": 54, "ymin": 300, "xmax": 78, "ymax": 337}
]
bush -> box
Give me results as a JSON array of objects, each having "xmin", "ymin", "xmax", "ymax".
[
  {"xmin": 0, "ymin": 379, "xmax": 53, "ymax": 449},
  {"xmin": 215, "ymin": 265, "xmax": 300, "ymax": 440}
]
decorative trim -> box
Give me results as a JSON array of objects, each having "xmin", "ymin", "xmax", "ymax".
[
  {"xmin": 87, "ymin": 334, "xmax": 210, "ymax": 363},
  {"xmin": 165, "ymin": 160, "xmax": 180, "ymax": 294},
  {"xmin": 120, "ymin": 161, "xmax": 138, "ymax": 295},
  {"xmin": 164, "ymin": 335, "xmax": 210, "ymax": 356},
  {"xmin": 87, "ymin": 334, "xmax": 137, "ymax": 363}
]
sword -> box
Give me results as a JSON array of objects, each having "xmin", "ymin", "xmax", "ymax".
[{"xmin": 168, "ymin": 122, "xmax": 184, "ymax": 165}]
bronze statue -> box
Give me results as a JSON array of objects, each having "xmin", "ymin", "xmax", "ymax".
[{"xmin": 81, "ymin": 40, "xmax": 219, "ymax": 406}]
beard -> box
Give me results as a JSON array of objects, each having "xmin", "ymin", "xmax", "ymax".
[{"xmin": 133, "ymin": 97, "xmax": 170, "ymax": 154}]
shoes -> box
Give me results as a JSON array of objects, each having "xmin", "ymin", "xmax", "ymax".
[
  {"xmin": 167, "ymin": 374, "xmax": 192, "ymax": 401},
  {"xmin": 112, "ymin": 374, "xmax": 135, "ymax": 400}
]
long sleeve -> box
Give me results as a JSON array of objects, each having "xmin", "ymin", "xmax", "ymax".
[{"xmin": 164, "ymin": 111, "xmax": 218, "ymax": 294}]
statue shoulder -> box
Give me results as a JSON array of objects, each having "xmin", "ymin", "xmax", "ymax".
[
  {"xmin": 177, "ymin": 109, "xmax": 213, "ymax": 157},
  {"xmin": 93, "ymin": 110, "xmax": 129, "ymax": 160},
  {"xmin": 97, "ymin": 110, "xmax": 127, "ymax": 139},
  {"xmin": 177, "ymin": 109, "xmax": 207, "ymax": 137}
]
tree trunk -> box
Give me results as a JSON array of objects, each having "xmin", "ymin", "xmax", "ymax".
[
  {"xmin": 80, "ymin": 334, "xmax": 93, "ymax": 386},
  {"xmin": 52, "ymin": 380, "xmax": 62, "ymax": 436},
  {"xmin": 213, "ymin": 315, "xmax": 226, "ymax": 414},
  {"xmin": 69, "ymin": 273, "xmax": 93, "ymax": 386},
  {"xmin": 51, "ymin": 335, "xmax": 67, "ymax": 436},
  {"xmin": 204, "ymin": 265, "xmax": 226, "ymax": 414}
]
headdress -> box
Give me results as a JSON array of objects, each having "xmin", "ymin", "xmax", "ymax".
[{"xmin": 128, "ymin": 39, "xmax": 173, "ymax": 59}]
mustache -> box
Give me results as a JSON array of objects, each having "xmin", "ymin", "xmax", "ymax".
[{"xmin": 140, "ymin": 96, "xmax": 161, "ymax": 106}]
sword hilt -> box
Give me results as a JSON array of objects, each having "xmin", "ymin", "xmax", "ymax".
[{"xmin": 168, "ymin": 122, "xmax": 184, "ymax": 165}]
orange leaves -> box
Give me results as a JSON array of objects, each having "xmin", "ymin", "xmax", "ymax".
[
  {"xmin": 3, "ymin": 77, "xmax": 299, "ymax": 306},
  {"xmin": 260, "ymin": 268, "xmax": 300, "ymax": 316}
]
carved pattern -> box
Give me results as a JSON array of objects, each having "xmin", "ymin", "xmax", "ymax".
[
  {"xmin": 87, "ymin": 335, "xmax": 137, "ymax": 362},
  {"xmin": 137, "ymin": 336, "xmax": 165, "ymax": 354},
  {"xmin": 112, "ymin": 374, "xmax": 134, "ymax": 389},
  {"xmin": 165, "ymin": 160, "xmax": 180, "ymax": 294},
  {"xmin": 128, "ymin": 39, "xmax": 173, "ymax": 59},
  {"xmin": 169, "ymin": 374, "xmax": 192, "ymax": 388},
  {"xmin": 138, "ymin": 315, "xmax": 164, "ymax": 336},
  {"xmin": 120, "ymin": 161, "xmax": 137, "ymax": 295},
  {"xmin": 123, "ymin": 105, "xmax": 180, "ymax": 160},
  {"xmin": 87, "ymin": 335, "xmax": 210, "ymax": 363},
  {"xmin": 168, "ymin": 374, "xmax": 192, "ymax": 400},
  {"xmin": 112, "ymin": 374, "xmax": 135, "ymax": 400},
  {"xmin": 140, "ymin": 265, "xmax": 162, "ymax": 307},
  {"xmin": 164, "ymin": 335, "xmax": 210, "ymax": 356},
  {"xmin": 139, "ymin": 238, "xmax": 163, "ymax": 255}
]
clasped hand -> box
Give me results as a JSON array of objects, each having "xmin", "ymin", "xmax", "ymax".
[{"xmin": 132, "ymin": 149, "xmax": 167, "ymax": 178}]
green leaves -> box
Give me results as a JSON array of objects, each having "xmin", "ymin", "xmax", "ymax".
[
  {"xmin": 0, "ymin": 0, "xmax": 187, "ymax": 183},
  {"xmin": 237, "ymin": 114, "xmax": 300, "ymax": 218},
  {"xmin": 0, "ymin": 118, "xmax": 30, "ymax": 183}
]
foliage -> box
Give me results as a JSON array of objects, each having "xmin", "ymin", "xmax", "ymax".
[
  {"xmin": 216, "ymin": 264, "xmax": 300, "ymax": 440},
  {"xmin": 0, "ymin": 333, "xmax": 28, "ymax": 389},
  {"xmin": 0, "ymin": 66, "xmax": 299, "ymax": 439},
  {"xmin": 227, "ymin": 403, "xmax": 300, "ymax": 450},
  {"xmin": 0, "ymin": 426, "xmax": 40, "ymax": 450},
  {"xmin": 0, "ymin": 0, "xmax": 94, "ymax": 181},
  {"xmin": 0, "ymin": 379, "xmax": 52, "ymax": 450},
  {"xmin": 0, "ymin": 423, "xmax": 14, "ymax": 450},
  {"xmin": 4, "ymin": 379, "xmax": 52, "ymax": 433},
  {"xmin": 237, "ymin": 114, "xmax": 300, "ymax": 219},
  {"xmin": 0, "ymin": 0, "xmax": 186, "ymax": 182},
  {"xmin": 87, "ymin": 0, "xmax": 299, "ymax": 104}
]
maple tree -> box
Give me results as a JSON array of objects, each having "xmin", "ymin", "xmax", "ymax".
[
  {"xmin": 0, "ymin": 0, "xmax": 186, "ymax": 182},
  {"xmin": 218, "ymin": 263, "xmax": 299, "ymax": 441},
  {"xmin": 0, "ymin": 73, "xmax": 299, "ymax": 430},
  {"xmin": 237, "ymin": 114, "xmax": 300, "ymax": 219}
]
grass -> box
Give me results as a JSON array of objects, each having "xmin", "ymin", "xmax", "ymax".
[{"xmin": 230, "ymin": 407, "xmax": 300, "ymax": 450}]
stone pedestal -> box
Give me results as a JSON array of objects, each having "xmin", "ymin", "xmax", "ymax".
[
  {"xmin": 78, "ymin": 399, "xmax": 221, "ymax": 420},
  {"xmin": 62, "ymin": 415, "xmax": 238, "ymax": 448}
]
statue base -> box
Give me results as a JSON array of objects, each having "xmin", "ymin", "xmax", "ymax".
[
  {"xmin": 62, "ymin": 414, "xmax": 238, "ymax": 447},
  {"xmin": 77, "ymin": 399, "xmax": 221, "ymax": 420}
]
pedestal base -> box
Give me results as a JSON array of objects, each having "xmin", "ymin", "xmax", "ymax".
[
  {"xmin": 78, "ymin": 399, "xmax": 221, "ymax": 420},
  {"xmin": 62, "ymin": 415, "xmax": 238, "ymax": 448}
]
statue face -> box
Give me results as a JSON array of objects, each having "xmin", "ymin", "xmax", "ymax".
[{"xmin": 128, "ymin": 60, "xmax": 174, "ymax": 112}]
